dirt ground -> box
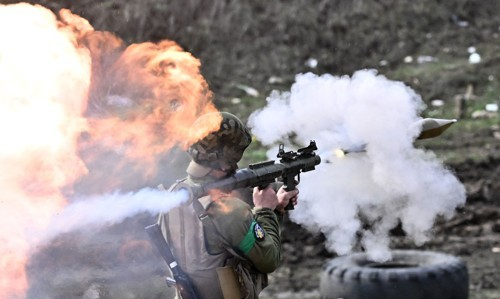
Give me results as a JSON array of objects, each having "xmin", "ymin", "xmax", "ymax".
[
  {"xmin": 26, "ymin": 120, "xmax": 500, "ymax": 299},
  {"xmin": 26, "ymin": 150, "xmax": 499, "ymax": 299},
  {"xmin": 260, "ymin": 157, "xmax": 500, "ymax": 299},
  {"xmin": 10, "ymin": 1, "xmax": 498, "ymax": 298}
]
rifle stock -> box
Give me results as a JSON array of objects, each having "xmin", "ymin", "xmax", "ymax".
[{"xmin": 145, "ymin": 224, "xmax": 201, "ymax": 299}]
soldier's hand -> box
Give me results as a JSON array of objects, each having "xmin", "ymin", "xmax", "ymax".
[
  {"xmin": 276, "ymin": 186, "xmax": 299, "ymax": 214},
  {"xmin": 253, "ymin": 185, "xmax": 278, "ymax": 210}
]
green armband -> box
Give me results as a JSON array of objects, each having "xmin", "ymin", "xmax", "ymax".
[{"xmin": 238, "ymin": 220, "xmax": 266, "ymax": 255}]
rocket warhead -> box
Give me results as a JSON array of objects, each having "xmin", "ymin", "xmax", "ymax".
[
  {"xmin": 327, "ymin": 118, "xmax": 457, "ymax": 161},
  {"xmin": 414, "ymin": 118, "xmax": 457, "ymax": 140}
]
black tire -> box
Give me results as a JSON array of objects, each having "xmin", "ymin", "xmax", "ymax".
[{"xmin": 320, "ymin": 250, "xmax": 468, "ymax": 299}]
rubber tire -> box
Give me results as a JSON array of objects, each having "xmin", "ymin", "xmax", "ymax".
[{"xmin": 320, "ymin": 250, "xmax": 468, "ymax": 299}]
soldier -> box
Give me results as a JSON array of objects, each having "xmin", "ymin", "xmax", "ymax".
[{"xmin": 158, "ymin": 112, "xmax": 299, "ymax": 299}]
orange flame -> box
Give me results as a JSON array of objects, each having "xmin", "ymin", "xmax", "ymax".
[
  {"xmin": 85, "ymin": 39, "xmax": 218, "ymax": 155},
  {"xmin": 0, "ymin": 4, "xmax": 90, "ymax": 298},
  {"xmin": 0, "ymin": 3, "xmax": 219, "ymax": 298},
  {"xmin": 58, "ymin": 8, "xmax": 220, "ymax": 191}
]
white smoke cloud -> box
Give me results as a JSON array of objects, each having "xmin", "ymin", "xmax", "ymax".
[
  {"xmin": 35, "ymin": 188, "xmax": 188, "ymax": 244},
  {"xmin": 249, "ymin": 70, "xmax": 466, "ymax": 261}
]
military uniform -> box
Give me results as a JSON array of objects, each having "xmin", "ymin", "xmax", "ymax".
[
  {"xmin": 158, "ymin": 176, "xmax": 283, "ymax": 299},
  {"xmin": 158, "ymin": 112, "xmax": 283, "ymax": 299}
]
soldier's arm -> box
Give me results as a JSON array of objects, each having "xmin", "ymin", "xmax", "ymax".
[
  {"xmin": 248, "ymin": 207, "xmax": 282, "ymax": 272},
  {"xmin": 209, "ymin": 197, "xmax": 282, "ymax": 273}
]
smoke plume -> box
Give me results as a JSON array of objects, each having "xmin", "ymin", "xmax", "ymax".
[
  {"xmin": 249, "ymin": 70, "xmax": 466, "ymax": 261},
  {"xmin": 37, "ymin": 189, "xmax": 188, "ymax": 244},
  {"xmin": 0, "ymin": 3, "xmax": 216, "ymax": 298}
]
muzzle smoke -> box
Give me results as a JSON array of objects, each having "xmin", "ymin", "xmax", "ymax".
[{"xmin": 249, "ymin": 71, "xmax": 466, "ymax": 261}]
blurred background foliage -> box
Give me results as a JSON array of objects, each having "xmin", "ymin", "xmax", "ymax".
[
  {"xmin": 1, "ymin": 2, "xmax": 497, "ymax": 298},
  {"xmin": 2, "ymin": 0, "xmax": 499, "ymax": 163}
]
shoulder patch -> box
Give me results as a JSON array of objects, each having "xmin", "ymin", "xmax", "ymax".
[
  {"xmin": 238, "ymin": 220, "xmax": 266, "ymax": 255},
  {"xmin": 253, "ymin": 222, "xmax": 266, "ymax": 241}
]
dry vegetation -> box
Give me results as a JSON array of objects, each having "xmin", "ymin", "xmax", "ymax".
[
  {"xmin": 5, "ymin": 0, "xmax": 500, "ymax": 104},
  {"xmin": 2, "ymin": 1, "xmax": 498, "ymax": 298}
]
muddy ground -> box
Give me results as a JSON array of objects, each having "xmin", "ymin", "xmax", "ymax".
[
  {"xmin": 260, "ymin": 153, "xmax": 500, "ymax": 299},
  {"xmin": 26, "ymin": 149, "xmax": 500, "ymax": 299},
  {"xmin": 262, "ymin": 160, "xmax": 500, "ymax": 299},
  {"xmin": 10, "ymin": 1, "xmax": 498, "ymax": 298}
]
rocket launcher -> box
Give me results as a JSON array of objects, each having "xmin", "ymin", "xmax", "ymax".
[{"xmin": 180, "ymin": 141, "xmax": 321, "ymax": 210}]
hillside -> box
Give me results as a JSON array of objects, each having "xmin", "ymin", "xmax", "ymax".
[{"xmin": 1, "ymin": 1, "xmax": 498, "ymax": 299}]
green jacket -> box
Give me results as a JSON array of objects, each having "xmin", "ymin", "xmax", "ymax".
[{"xmin": 157, "ymin": 177, "xmax": 282, "ymax": 299}]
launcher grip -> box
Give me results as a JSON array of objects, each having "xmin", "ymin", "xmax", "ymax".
[{"xmin": 282, "ymin": 173, "xmax": 298, "ymax": 210}]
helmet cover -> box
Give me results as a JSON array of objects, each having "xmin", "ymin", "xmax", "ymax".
[{"xmin": 187, "ymin": 112, "xmax": 251, "ymax": 172}]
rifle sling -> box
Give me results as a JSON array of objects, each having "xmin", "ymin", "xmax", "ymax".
[{"xmin": 192, "ymin": 195, "xmax": 248, "ymax": 262}]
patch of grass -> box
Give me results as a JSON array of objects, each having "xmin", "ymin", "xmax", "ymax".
[
  {"xmin": 388, "ymin": 57, "xmax": 467, "ymax": 80},
  {"xmin": 386, "ymin": 50, "xmax": 499, "ymax": 165},
  {"xmin": 418, "ymin": 116, "xmax": 499, "ymax": 164},
  {"xmin": 240, "ymin": 137, "xmax": 269, "ymax": 166},
  {"xmin": 216, "ymin": 95, "xmax": 267, "ymax": 118}
]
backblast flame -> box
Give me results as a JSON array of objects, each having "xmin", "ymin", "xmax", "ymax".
[
  {"xmin": 59, "ymin": 9, "xmax": 219, "ymax": 192},
  {"xmin": 0, "ymin": 3, "xmax": 218, "ymax": 298},
  {"xmin": 0, "ymin": 4, "xmax": 90, "ymax": 298}
]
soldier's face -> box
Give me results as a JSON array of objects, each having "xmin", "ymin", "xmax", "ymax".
[
  {"xmin": 209, "ymin": 168, "xmax": 230, "ymax": 179},
  {"xmin": 209, "ymin": 161, "xmax": 237, "ymax": 179}
]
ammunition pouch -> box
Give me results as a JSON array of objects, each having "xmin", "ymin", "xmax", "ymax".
[
  {"xmin": 216, "ymin": 266, "xmax": 241, "ymax": 299},
  {"xmin": 219, "ymin": 259, "xmax": 267, "ymax": 299}
]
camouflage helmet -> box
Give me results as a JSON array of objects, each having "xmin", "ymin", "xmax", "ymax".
[{"xmin": 187, "ymin": 112, "xmax": 251, "ymax": 177}]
